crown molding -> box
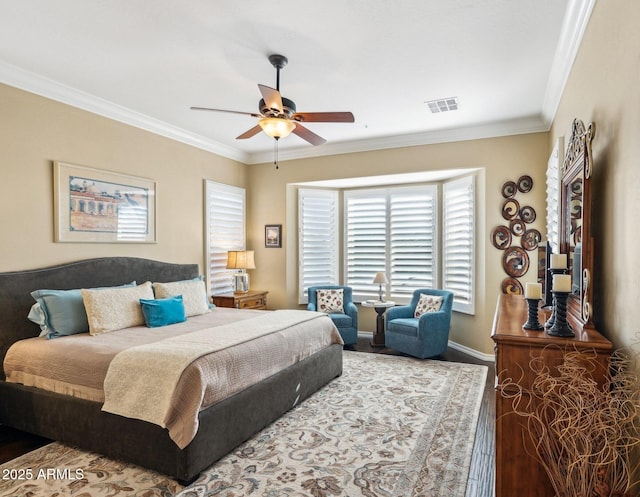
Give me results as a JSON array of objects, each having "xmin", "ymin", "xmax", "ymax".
[
  {"xmin": 246, "ymin": 115, "xmax": 549, "ymax": 164},
  {"xmin": 541, "ymin": 0, "xmax": 596, "ymax": 126},
  {"xmin": 0, "ymin": 60, "xmax": 248, "ymax": 163}
]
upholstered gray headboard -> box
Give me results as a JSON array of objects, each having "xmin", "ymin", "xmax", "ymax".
[{"xmin": 0, "ymin": 257, "xmax": 199, "ymax": 380}]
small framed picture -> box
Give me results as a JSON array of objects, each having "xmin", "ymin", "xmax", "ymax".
[{"xmin": 265, "ymin": 224, "xmax": 282, "ymax": 248}]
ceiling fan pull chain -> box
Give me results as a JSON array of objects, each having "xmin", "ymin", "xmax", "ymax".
[{"xmin": 274, "ymin": 137, "xmax": 279, "ymax": 169}]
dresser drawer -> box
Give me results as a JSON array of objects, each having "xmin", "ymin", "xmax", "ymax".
[
  {"xmin": 211, "ymin": 291, "xmax": 268, "ymax": 310},
  {"xmin": 237, "ymin": 295, "xmax": 266, "ymax": 309}
]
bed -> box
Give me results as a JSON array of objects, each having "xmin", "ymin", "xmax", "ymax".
[{"xmin": 0, "ymin": 257, "xmax": 343, "ymax": 483}]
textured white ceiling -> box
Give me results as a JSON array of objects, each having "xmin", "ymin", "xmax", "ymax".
[{"xmin": 0, "ymin": 0, "xmax": 592, "ymax": 164}]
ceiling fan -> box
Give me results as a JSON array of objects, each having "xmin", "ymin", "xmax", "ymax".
[{"xmin": 191, "ymin": 54, "xmax": 355, "ymax": 146}]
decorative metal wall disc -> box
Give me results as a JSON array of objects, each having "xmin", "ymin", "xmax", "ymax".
[
  {"xmin": 501, "ymin": 181, "xmax": 517, "ymax": 198},
  {"xmin": 521, "ymin": 229, "xmax": 542, "ymax": 251},
  {"xmin": 519, "ymin": 205, "xmax": 536, "ymax": 224},
  {"xmin": 491, "ymin": 225, "xmax": 512, "ymax": 249},
  {"xmin": 502, "ymin": 246, "xmax": 529, "ymax": 277},
  {"xmin": 509, "ymin": 219, "xmax": 526, "ymax": 236},
  {"xmin": 501, "ymin": 277, "xmax": 523, "ymax": 295},
  {"xmin": 517, "ymin": 175, "xmax": 533, "ymax": 193},
  {"xmin": 501, "ymin": 198, "xmax": 520, "ymax": 220}
]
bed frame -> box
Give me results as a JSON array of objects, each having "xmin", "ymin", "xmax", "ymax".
[{"xmin": 0, "ymin": 257, "xmax": 343, "ymax": 483}]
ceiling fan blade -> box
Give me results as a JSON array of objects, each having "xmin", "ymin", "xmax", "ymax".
[
  {"xmin": 258, "ymin": 84, "xmax": 283, "ymax": 113},
  {"xmin": 292, "ymin": 111, "xmax": 355, "ymax": 123},
  {"xmin": 190, "ymin": 106, "xmax": 261, "ymax": 118},
  {"xmin": 236, "ymin": 125, "xmax": 263, "ymax": 140},
  {"xmin": 292, "ymin": 123, "xmax": 327, "ymax": 146}
]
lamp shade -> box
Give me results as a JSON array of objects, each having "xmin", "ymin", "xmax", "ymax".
[
  {"xmin": 372, "ymin": 272, "xmax": 389, "ymax": 284},
  {"xmin": 226, "ymin": 250, "xmax": 256, "ymax": 270},
  {"xmin": 259, "ymin": 117, "xmax": 296, "ymax": 139}
]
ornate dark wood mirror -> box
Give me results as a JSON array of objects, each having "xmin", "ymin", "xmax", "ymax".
[{"xmin": 559, "ymin": 119, "xmax": 595, "ymax": 329}]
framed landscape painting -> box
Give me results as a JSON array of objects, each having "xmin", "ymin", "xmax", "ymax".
[
  {"xmin": 53, "ymin": 161, "xmax": 156, "ymax": 243},
  {"xmin": 265, "ymin": 224, "xmax": 282, "ymax": 248}
]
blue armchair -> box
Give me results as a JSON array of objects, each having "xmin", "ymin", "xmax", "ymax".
[
  {"xmin": 307, "ymin": 285, "xmax": 358, "ymax": 345},
  {"xmin": 385, "ymin": 289, "xmax": 454, "ymax": 359}
]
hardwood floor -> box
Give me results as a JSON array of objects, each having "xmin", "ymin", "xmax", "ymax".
[
  {"xmin": 0, "ymin": 426, "xmax": 49, "ymax": 465},
  {"xmin": 0, "ymin": 332, "xmax": 495, "ymax": 496}
]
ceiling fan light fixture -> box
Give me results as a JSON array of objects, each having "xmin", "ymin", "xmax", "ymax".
[{"xmin": 259, "ymin": 117, "xmax": 296, "ymax": 139}]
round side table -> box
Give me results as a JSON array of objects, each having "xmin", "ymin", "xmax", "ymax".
[{"xmin": 361, "ymin": 300, "xmax": 395, "ymax": 347}]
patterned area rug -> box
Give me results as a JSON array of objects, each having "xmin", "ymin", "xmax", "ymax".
[{"xmin": 0, "ymin": 351, "xmax": 487, "ymax": 497}]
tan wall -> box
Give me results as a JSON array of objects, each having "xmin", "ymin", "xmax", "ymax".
[
  {"xmin": 551, "ymin": 0, "xmax": 640, "ymax": 349},
  {"xmin": 0, "ymin": 83, "xmax": 246, "ymax": 274},
  {"xmin": 248, "ymin": 133, "xmax": 549, "ymax": 356}
]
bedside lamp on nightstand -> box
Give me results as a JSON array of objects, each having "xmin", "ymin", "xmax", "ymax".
[{"xmin": 226, "ymin": 250, "xmax": 256, "ymax": 294}]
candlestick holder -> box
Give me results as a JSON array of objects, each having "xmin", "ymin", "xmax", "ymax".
[
  {"xmin": 523, "ymin": 298, "xmax": 544, "ymax": 331},
  {"xmin": 544, "ymin": 267, "xmax": 566, "ymax": 308},
  {"xmin": 547, "ymin": 291, "xmax": 574, "ymax": 337}
]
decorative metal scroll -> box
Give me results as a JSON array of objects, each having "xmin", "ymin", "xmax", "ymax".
[{"xmin": 493, "ymin": 175, "xmax": 539, "ymax": 294}]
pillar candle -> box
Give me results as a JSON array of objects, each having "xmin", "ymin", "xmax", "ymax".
[
  {"xmin": 550, "ymin": 254, "xmax": 567, "ymax": 269},
  {"xmin": 552, "ymin": 274, "xmax": 572, "ymax": 292},
  {"xmin": 524, "ymin": 282, "xmax": 542, "ymax": 300}
]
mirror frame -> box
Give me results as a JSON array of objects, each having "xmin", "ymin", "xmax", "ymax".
[{"xmin": 559, "ymin": 119, "xmax": 596, "ymax": 330}]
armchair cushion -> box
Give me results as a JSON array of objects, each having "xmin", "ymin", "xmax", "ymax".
[
  {"xmin": 328, "ymin": 313, "xmax": 353, "ymax": 328},
  {"xmin": 414, "ymin": 294, "xmax": 442, "ymax": 317},
  {"xmin": 386, "ymin": 318, "xmax": 419, "ymax": 337}
]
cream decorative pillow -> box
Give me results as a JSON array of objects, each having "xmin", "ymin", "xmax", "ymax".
[
  {"xmin": 317, "ymin": 289, "xmax": 344, "ymax": 313},
  {"xmin": 414, "ymin": 294, "xmax": 443, "ymax": 318},
  {"xmin": 82, "ymin": 281, "xmax": 154, "ymax": 335},
  {"xmin": 153, "ymin": 277, "xmax": 210, "ymax": 317}
]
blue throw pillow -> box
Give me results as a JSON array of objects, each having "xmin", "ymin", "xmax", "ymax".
[
  {"xmin": 29, "ymin": 282, "xmax": 136, "ymax": 339},
  {"xmin": 140, "ymin": 295, "xmax": 187, "ymax": 328}
]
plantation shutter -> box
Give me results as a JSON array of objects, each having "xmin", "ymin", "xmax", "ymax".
[
  {"xmin": 389, "ymin": 186, "xmax": 437, "ymax": 300},
  {"xmin": 205, "ymin": 181, "xmax": 246, "ymax": 296},
  {"xmin": 298, "ymin": 189, "xmax": 339, "ymax": 303},
  {"xmin": 345, "ymin": 186, "xmax": 436, "ymax": 303},
  {"xmin": 442, "ymin": 175, "xmax": 475, "ymax": 314},
  {"xmin": 345, "ymin": 191, "xmax": 387, "ymax": 301}
]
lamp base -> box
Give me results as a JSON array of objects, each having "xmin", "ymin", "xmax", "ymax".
[{"xmin": 233, "ymin": 272, "xmax": 249, "ymax": 294}]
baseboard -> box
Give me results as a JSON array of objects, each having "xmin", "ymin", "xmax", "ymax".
[
  {"xmin": 356, "ymin": 330, "xmax": 495, "ymax": 363},
  {"xmin": 448, "ymin": 340, "xmax": 495, "ymax": 363}
]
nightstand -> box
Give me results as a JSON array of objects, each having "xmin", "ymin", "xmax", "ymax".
[{"xmin": 211, "ymin": 290, "xmax": 268, "ymax": 310}]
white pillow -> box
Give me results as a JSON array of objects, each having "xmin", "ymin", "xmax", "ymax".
[
  {"xmin": 153, "ymin": 277, "xmax": 210, "ymax": 317},
  {"xmin": 414, "ymin": 294, "xmax": 443, "ymax": 318},
  {"xmin": 316, "ymin": 289, "xmax": 344, "ymax": 313},
  {"xmin": 82, "ymin": 281, "xmax": 154, "ymax": 335}
]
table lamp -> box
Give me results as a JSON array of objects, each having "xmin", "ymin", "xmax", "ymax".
[
  {"xmin": 226, "ymin": 250, "xmax": 256, "ymax": 293},
  {"xmin": 372, "ymin": 272, "xmax": 389, "ymax": 302}
]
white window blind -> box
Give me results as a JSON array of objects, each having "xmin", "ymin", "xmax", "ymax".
[
  {"xmin": 345, "ymin": 190, "xmax": 387, "ymax": 301},
  {"xmin": 443, "ymin": 175, "xmax": 475, "ymax": 314},
  {"xmin": 389, "ymin": 187, "xmax": 437, "ymax": 299},
  {"xmin": 298, "ymin": 189, "xmax": 339, "ymax": 303},
  {"xmin": 205, "ymin": 181, "xmax": 246, "ymax": 296},
  {"xmin": 345, "ymin": 186, "xmax": 436, "ymax": 303}
]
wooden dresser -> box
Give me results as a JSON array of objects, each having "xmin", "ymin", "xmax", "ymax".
[
  {"xmin": 491, "ymin": 294, "xmax": 612, "ymax": 497},
  {"xmin": 211, "ymin": 290, "xmax": 268, "ymax": 310}
]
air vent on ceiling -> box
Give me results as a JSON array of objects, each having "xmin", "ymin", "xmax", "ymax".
[{"xmin": 425, "ymin": 96, "xmax": 459, "ymax": 113}]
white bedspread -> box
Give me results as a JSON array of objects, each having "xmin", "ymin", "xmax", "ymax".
[{"xmin": 101, "ymin": 310, "xmax": 332, "ymax": 447}]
